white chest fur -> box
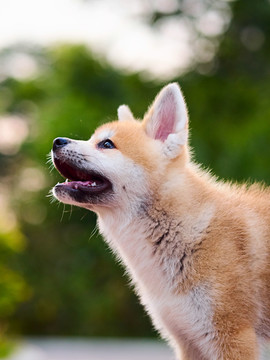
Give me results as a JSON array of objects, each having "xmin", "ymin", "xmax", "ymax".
[{"xmin": 98, "ymin": 213, "xmax": 216, "ymax": 359}]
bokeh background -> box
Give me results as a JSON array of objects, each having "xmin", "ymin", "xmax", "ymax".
[{"xmin": 0, "ymin": 0, "xmax": 270, "ymax": 356}]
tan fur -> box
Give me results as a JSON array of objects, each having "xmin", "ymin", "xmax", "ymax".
[{"xmin": 52, "ymin": 84, "xmax": 270, "ymax": 359}]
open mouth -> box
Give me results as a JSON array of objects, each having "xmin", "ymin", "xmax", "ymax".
[{"xmin": 53, "ymin": 157, "xmax": 112, "ymax": 197}]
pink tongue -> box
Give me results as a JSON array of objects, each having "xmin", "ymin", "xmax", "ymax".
[{"xmin": 64, "ymin": 180, "xmax": 96, "ymax": 188}]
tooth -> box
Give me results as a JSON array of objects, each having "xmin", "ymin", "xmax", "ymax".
[
  {"xmin": 92, "ymin": 182, "xmax": 97, "ymax": 187},
  {"xmin": 74, "ymin": 184, "xmax": 78, "ymax": 189},
  {"xmin": 65, "ymin": 179, "xmax": 68, "ymax": 183}
]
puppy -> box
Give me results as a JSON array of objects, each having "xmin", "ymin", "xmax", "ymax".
[{"xmin": 52, "ymin": 83, "xmax": 270, "ymax": 359}]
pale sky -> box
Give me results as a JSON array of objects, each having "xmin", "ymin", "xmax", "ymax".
[{"xmin": 0, "ymin": 0, "xmax": 230, "ymax": 79}]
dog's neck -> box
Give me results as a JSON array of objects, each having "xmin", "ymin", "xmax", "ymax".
[{"xmin": 97, "ymin": 189, "xmax": 215, "ymax": 292}]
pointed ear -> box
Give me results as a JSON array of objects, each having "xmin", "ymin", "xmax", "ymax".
[
  {"xmin": 117, "ymin": 105, "xmax": 135, "ymax": 122},
  {"xmin": 143, "ymin": 83, "xmax": 188, "ymax": 142}
]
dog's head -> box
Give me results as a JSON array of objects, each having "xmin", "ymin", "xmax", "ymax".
[{"xmin": 52, "ymin": 83, "xmax": 189, "ymax": 214}]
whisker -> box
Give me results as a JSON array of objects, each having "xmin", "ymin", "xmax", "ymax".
[
  {"xmin": 46, "ymin": 152, "xmax": 56, "ymax": 174},
  {"xmin": 80, "ymin": 212, "xmax": 88, "ymax": 221},
  {"xmin": 89, "ymin": 223, "xmax": 99, "ymax": 240},
  {"xmin": 60, "ymin": 204, "xmax": 66, "ymax": 222},
  {"xmin": 69, "ymin": 205, "xmax": 73, "ymax": 220},
  {"xmin": 47, "ymin": 189, "xmax": 57, "ymax": 204}
]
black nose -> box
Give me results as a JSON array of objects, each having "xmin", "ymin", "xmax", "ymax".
[{"xmin": 53, "ymin": 137, "xmax": 70, "ymax": 151}]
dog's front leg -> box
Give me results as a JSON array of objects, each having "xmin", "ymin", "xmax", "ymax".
[
  {"xmin": 176, "ymin": 327, "xmax": 258, "ymax": 360},
  {"xmin": 217, "ymin": 327, "xmax": 258, "ymax": 360}
]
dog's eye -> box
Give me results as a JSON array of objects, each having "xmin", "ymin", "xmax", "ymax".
[{"xmin": 97, "ymin": 139, "xmax": 116, "ymax": 149}]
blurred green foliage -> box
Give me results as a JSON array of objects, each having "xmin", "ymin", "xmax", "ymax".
[
  {"xmin": 0, "ymin": 0, "xmax": 269, "ymax": 345},
  {"xmin": 0, "ymin": 45, "xmax": 159, "ymax": 339}
]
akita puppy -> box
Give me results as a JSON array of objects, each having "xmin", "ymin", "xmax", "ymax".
[{"xmin": 52, "ymin": 83, "xmax": 270, "ymax": 360}]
